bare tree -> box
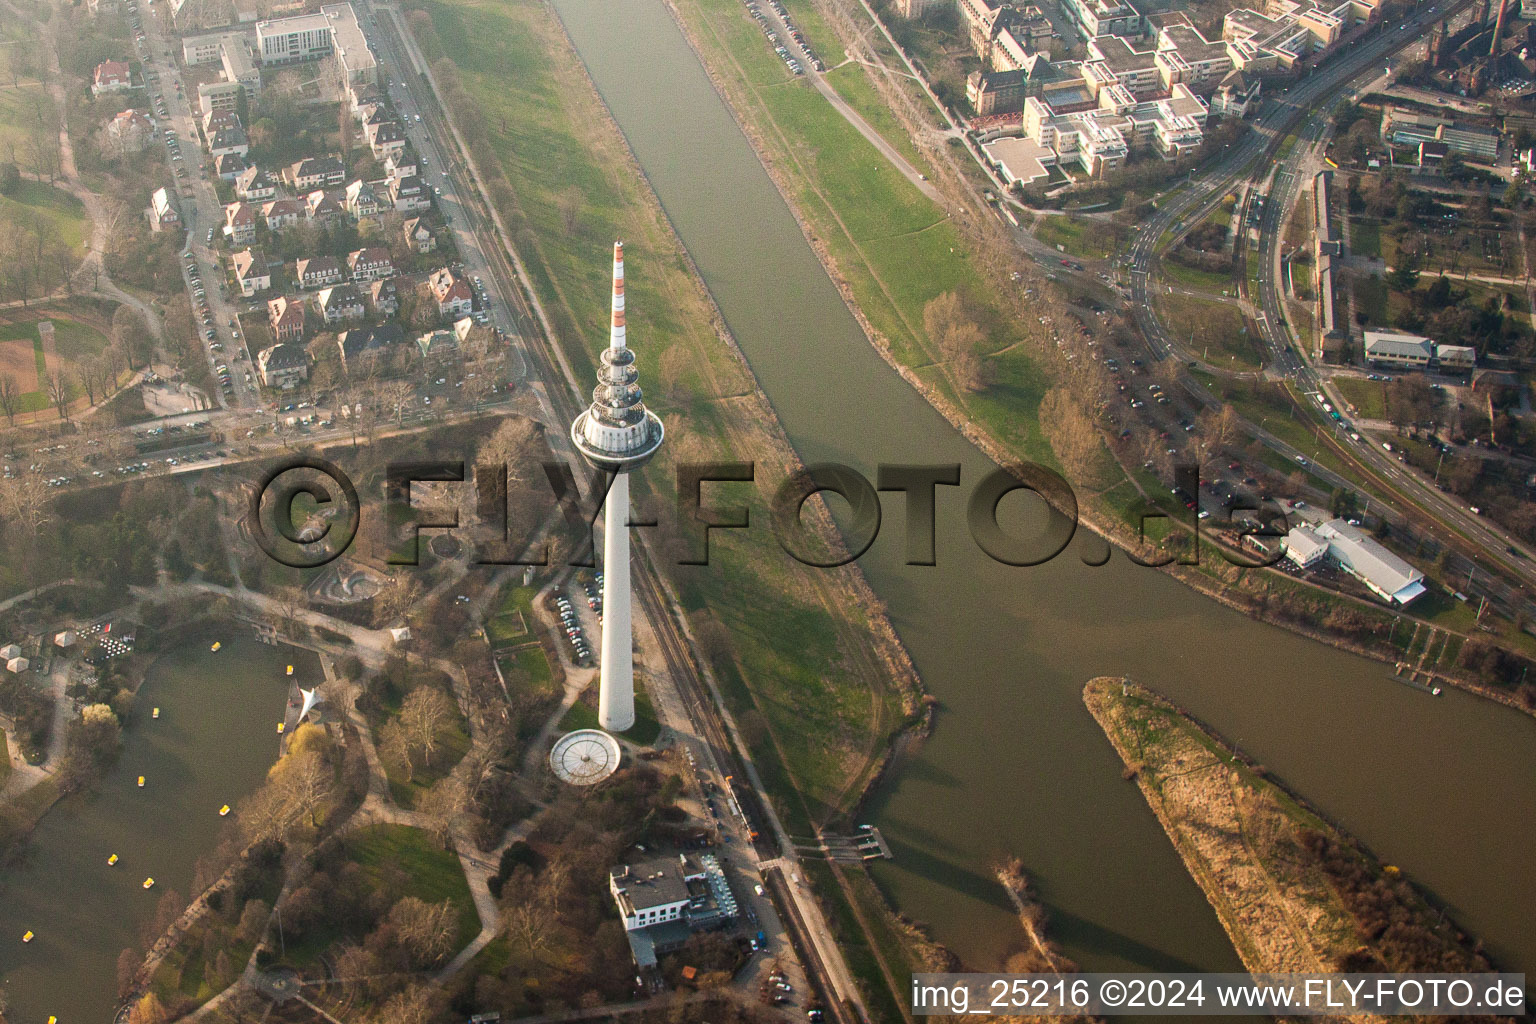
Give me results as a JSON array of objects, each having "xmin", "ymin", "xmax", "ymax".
[
  {"xmin": 44, "ymin": 370, "xmax": 70, "ymax": 420},
  {"xmin": 400, "ymin": 685, "xmax": 453, "ymax": 767},
  {"xmin": 279, "ymin": 748, "xmax": 333, "ymax": 827},
  {"xmin": 388, "ymin": 897, "xmax": 458, "ymax": 968},
  {"xmin": 0, "ymin": 374, "xmax": 18, "ymax": 426}
]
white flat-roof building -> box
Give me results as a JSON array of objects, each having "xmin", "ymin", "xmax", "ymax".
[
  {"xmin": 1291, "ymin": 519, "xmax": 1427, "ymax": 605},
  {"xmin": 255, "ymin": 4, "xmax": 376, "ymax": 85}
]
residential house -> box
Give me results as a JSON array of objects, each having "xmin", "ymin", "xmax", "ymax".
[
  {"xmin": 296, "ymin": 255, "xmax": 344, "ymax": 289},
  {"xmin": 267, "ymin": 296, "xmax": 307, "ymax": 343},
  {"xmin": 316, "ymin": 283, "xmax": 366, "ymax": 324},
  {"xmin": 214, "ymin": 151, "xmax": 249, "ymax": 181},
  {"xmin": 235, "ymin": 166, "xmax": 277, "ymax": 201},
  {"xmin": 367, "ymin": 120, "xmax": 406, "ymax": 160},
  {"xmin": 151, "ymin": 187, "xmax": 180, "ymax": 231},
  {"xmin": 346, "ymin": 246, "xmax": 394, "ymax": 281},
  {"xmin": 93, "ymin": 60, "xmax": 132, "ymax": 94},
  {"xmin": 208, "ymin": 126, "xmax": 249, "ymax": 160},
  {"xmin": 403, "ymin": 217, "xmax": 435, "ymax": 254},
  {"xmin": 427, "ymin": 266, "xmax": 473, "ymax": 319},
  {"xmin": 389, "ymin": 174, "xmax": 431, "ymax": 212},
  {"xmin": 231, "ymin": 248, "xmax": 271, "ymax": 297},
  {"xmin": 416, "ymin": 328, "xmax": 458, "ymax": 361},
  {"xmin": 224, "ymin": 201, "xmax": 257, "ymax": 245},
  {"xmin": 337, "ymin": 322, "xmax": 403, "ymax": 372},
  {"xmin": 305, "ymin": 189, "xmax": 348, "ymax": 227},
  {"xmin": 343, "ymin": 179, "xmax": 384, "ymax": 221},
  {"xmin": 453, "ymin": 315, "xmax": 496, "ymax": 356},
  {"xmin": 367, "ymin": 278, "xmax": 398, "ymax": 317},
  {"xmin": 105, "ymin": 109, "xmax": 154, "ymax": 154},
  {"xmin": 286, "ymin": 156, "xmax": 347, "ymax": 191},
  {"xmin": 261, "ymin": 197, "xmax": 305, "ymax": 232},
  {"xmin": 203, "ymin": 108, "xmax": 241, "ymax": 135},
  {"xmin": 384, "ymin": 152, "xmax": 418, "ymax": 182},
  {"xmin": 257, "ymin": 342, "xmax": 310, "ymax": 388}
]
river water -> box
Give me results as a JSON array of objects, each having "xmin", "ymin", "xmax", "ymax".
[
  {"xmin": 549, "ymin": 0, "xmax": 1536, "ymax": 982},
  {"xmin": 0, "ymin": 633, "xmax": 316, "ymax": 1021}
]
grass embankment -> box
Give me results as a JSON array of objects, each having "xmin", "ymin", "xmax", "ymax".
[
  {"xmin": 1331, "ymin": 376, "xmax": 1388, "ymax": 420},
  {"xmin": 406, "ymin": 0, "xmax": 910, "ymax": 830},
  {"xmin": 1033, "ymin": 214, "xmax": 1125, "ymax": 260},
  {"xmin": 1085, "ymin": 678, "xmax": 1499, "ymax": 983},
  {"xmin": 1154, "ymin": 292, "xmax": 1262, "ymax": 371}
]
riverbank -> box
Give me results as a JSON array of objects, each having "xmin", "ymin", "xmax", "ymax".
[
  {"xmin": 659, "ymin": 0, "xmax": 1536, "ymax": 725},
  {"xmin": 1083, "ymin": 677, "xmax": 1504, "ymax": 1004}
]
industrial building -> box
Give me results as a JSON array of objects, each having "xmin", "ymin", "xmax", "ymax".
[
  {"xmin": 1286, "ymin": 520, "xmax": 1427, "ymax": 605},
  {"xmin": 1381, "ymin": 107, "xmax": 1501, "ymax": 162},
  {"xmin": 610, "ymin": 851, "xmax": 738, "ymax": 968}
]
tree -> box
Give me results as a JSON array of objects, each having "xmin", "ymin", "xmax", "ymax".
[
  {"xmin": 400, "ymin": 685, "xmax": 453, "ymax": 766},
  {"xmin": 373, "ymin": 985, "xmax": 442, "ymax": 1024},
  {"xmin": 0, "ymin": 374, "xmax": 18, "ymax": 426},
  {"xmin": 1038, "ymin": 388, "xmax": 1103, "ymax": 485},
  {"xmin": 44, "ymin": 370, "xmax": 71, "ymax": 420},
  {"xmin": 379, "ymin": 719, "xmax": 414, "ymax": 783},
  {"xmin": 0, "ymin": 162, "xmax": 19, "ymax": 196},
  {"xmin": 128, "ymin": 992, "xmax": 169, "ymax": 1024},
  {"xmin": 387, "ymin": 897, "xmax": 459, "ymax": 968},
  {"xmin": 279, "ymin": 748, "xmax": 333, "ymax": 827}
]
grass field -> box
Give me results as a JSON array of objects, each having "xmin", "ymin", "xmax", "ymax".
[
  {"xmin": 282, "ymin": 823, "xmax": 479, "ymax": 968},
  {"xmin": 1033, "ymin": 214, "xmax": 1125, "ymax": 260},
  {"xmin": 0, "ymin": 310, "xmax": 112, "ymax": 413},
  {"xmin": 560, "ymin": 686, "xmax": 662, "ymax": 746},
  {"xmin": 1331, "ymin": 376, "xmax": 1388, "ymax": 420},
  {"xmin": 1155, "ymin": 291, "xmax": 1263, "ymax": 370},
  {"xmin": 1162, "ymin": 256, "xmax": 1237, "ymax": 293},
  {"xmin": 1351, "ymin": 216, "xmax": 1381, "ymax": 259},
  {"xmin": 0, "ymin": 180, "xmax": 90, "ymax": 254}
]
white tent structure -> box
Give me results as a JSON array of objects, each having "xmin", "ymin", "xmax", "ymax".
[
  {"xmin": 7, "ymin": 656, "xmax": 30, "ymax": 674},
  {"xmin": 55, "ymin": 630, "xmax": 78, "ymax": 648}
]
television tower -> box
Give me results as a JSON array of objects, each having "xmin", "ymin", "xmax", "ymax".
[{"xmin": 570, "ymin": 242, "xmax": 665, "ymax": 732}]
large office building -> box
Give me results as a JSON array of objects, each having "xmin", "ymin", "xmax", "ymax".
[
  {"xmin": 1061, "ymin": 0, "xmax": 1142, "ymax": 38},
  {"xmin": 255, "ymin": 3, "xmax": 377, "ymax": 85}
]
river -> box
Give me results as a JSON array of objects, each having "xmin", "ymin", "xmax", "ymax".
[
  {"xmin": 0, "ymin": 632, "xmax": 316, "ymax": 1021},
  {"xmin": 548, "ymin": 0, "xmax": 1536, "ymax": 982}
]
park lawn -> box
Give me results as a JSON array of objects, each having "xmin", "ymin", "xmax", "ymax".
[
  {"xmin": 1154, "ymin": 291, "xmax": 1263, "ymax": 371},
  {"xmin": 1033, "ymin": 214, "xmax": 1124, "ymax": 259},
  {"xmin": 0, "ymin": 180, "xmax": 90, "ymax": 254},
  {"xmin": 0, "ymin": 80, "xmax": 51, "ymax": 160},
  {"xmin": 560, "ymin": 686, "xmax": 662, "ymax": 746},
  {"xmin": 496, "ymin": 643, "xmax": 556, "ymax": 699},
  {"xmin": 1331, "ymin": 376, "xmax": 1387, "ymax": 420},
  {"xmin": 283, "ymin": 824, "xmax": 479, "ymax": 969},
  {"xmin": 1351, "ymin": 216, "xmax": 1381, "ymax": 259},
  {"xmin": 487, "ymin": 583, "xmax": 535, "ymax": 645}
]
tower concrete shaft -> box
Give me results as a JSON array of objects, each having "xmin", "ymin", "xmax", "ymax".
[
  {"xmin": 598, "ymin": 472, "xmax": 635, "ymax": 731},
  {"xmin": 570, "ymin": 242, "xmax": 664, "ymax": 736}
]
